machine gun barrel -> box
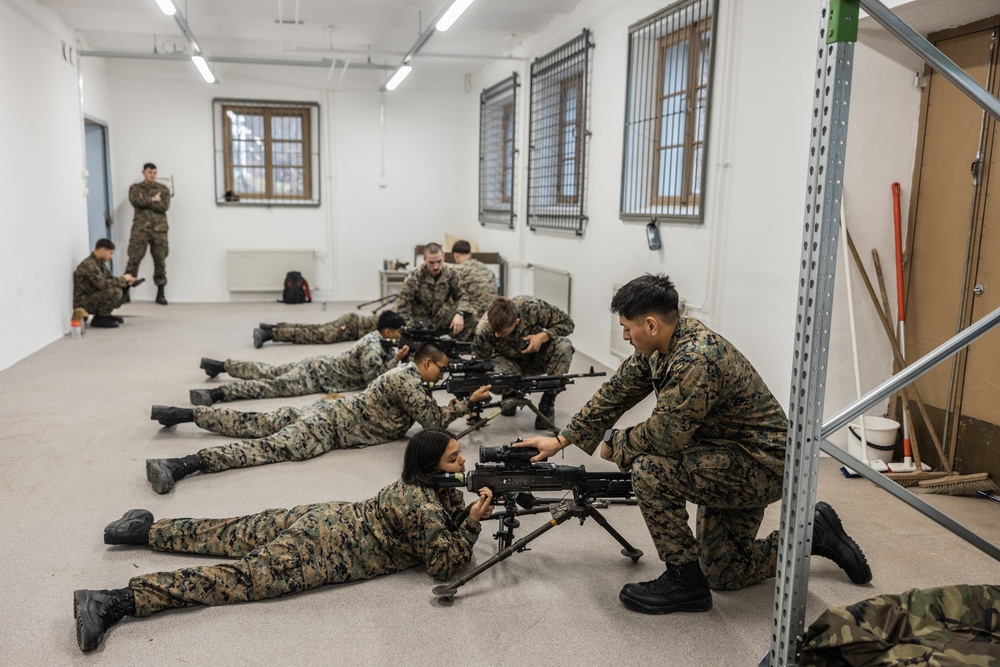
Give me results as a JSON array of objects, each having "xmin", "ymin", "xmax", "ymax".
[{"xmin": 435, "ymin": 463, "xmax": 633, "ymax": 501}]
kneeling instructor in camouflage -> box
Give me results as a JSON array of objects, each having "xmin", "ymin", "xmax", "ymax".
[
  {"xmin": 74, "ymin": 429, "xmax": 494, "ymax": 652},
  {"xmin": 185, "ymin": 311, "xmax": 408, "ymax": 407},
  {"xmin": 146, "ymin": 343, "xmax": 491, "ymax": 493},
  {"xmin": 520, "ymin": 274, "xmax": 872, "ymax": 615}
]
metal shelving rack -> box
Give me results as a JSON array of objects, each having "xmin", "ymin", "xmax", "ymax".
[{"xmin": 762, "ymin": 1, "xmax": 1000, "ymax": 665}]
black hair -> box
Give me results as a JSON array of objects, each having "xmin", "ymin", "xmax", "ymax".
[
  {"xmin": 143, "ymin": 162, "xmax": 157, "ymax": 171},
  {"xmin": 424, "ymin": 242, "xmax": 443, "ymax": 256},
  {"xmin": 451, "ymin": 240, "xmax": 471, "ymax": 254},
  {"xmin": 401, "ymin": 428, "xmax": 456, "ymax": 486},
  {"xmin": 413, "ymin": 342, "xmax": 446, "ymax": 364},
  {"xmin": 95, "ymin": 238, "xmax": 116, "ymax": 251},
  {"xmin": 610, "ymin": 274, "xmax": 679, "ymax": 322},
  {"xmin": 377, "ymin": 310, "xmax": 406, "ymax": 331}
]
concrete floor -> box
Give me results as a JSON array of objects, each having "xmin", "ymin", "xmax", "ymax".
[{"xmin": 1, "ymin": 300, "xmax": 998, "ymax": 666}]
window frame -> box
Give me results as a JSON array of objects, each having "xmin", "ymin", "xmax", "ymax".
[
  {"xmin": 620, "ymin": 0, "xmax": 718, "ymax": 224},
  {"xmin": 478, "ymin": 74, "xmax": 519, "ymax": 227},
  {"xmin": 555, "ymin": 74, "xmax": 584, "ymax": 205},
  {"xmin": 212, "ymin": 99, "xmax": 321, "ymax": 207}
]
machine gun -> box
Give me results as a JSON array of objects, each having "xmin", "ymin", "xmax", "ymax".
[
  {"xmin": 379, "ymin": 331, "xmax": 479, "ymax": 362},
  {"xmin": 430, "ymin": 441, "xmax": 642, "ymax": 602},
  {"xmin": 428, "ymin": 367, "xmax": 607, "ymax": 435},
  {"xmin": 398, "ymin": 324, "xmax": 472, "ymax": 360},
  {"xmin": 356, "ymin": 293, "xmax": 399, "ymax": 314}
]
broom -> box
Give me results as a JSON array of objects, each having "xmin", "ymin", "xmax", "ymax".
[{"xmin": 844, "ymin": 231, "xmax": 996, "ymax": 494}]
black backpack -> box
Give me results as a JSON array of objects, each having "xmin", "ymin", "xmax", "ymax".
[{"xmin": 281, "ymin": 271, "xmax": 311, "ymax": 304}]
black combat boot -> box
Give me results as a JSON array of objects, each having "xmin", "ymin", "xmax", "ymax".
[
  {"xmin": 90, "ymin": 315, "xmax": 120, "ymax": 328},
  {"xmin": 104, "ymin": 509, "xmax": 153, "ymax": 545},
  {"xmin": 619, "ymin": 560, "xmax": 713, "ymax": 614},
  {"xmin": 73, "ymin": 587, "xmax": 135, "ymax": 652},
  {"xmin": 258, "ymin": 323, "xmax": 275, "ymax": 331},
  {"xmin": 150, "ymin": 405, "xmax": 195, "ymax": 427},
  {"xmin": 534, "ymin": 392, "xmax": 557, "ymax": 430},
  {"xmin": 200, "ymin": 357, "xmax": 226, "ymax": 378},
  {"xmin": 811, "ymin": 501, "xmax": 872, "ymax": 584},
  {"xmin": 155, "ymin": 285, "xmax": 168, "ymax": 305},
  {"xmin": 253, "ymin": 327, "xmax": 273, "ymax": 349},
  {"xmin": 146, "ymin": 454, "xmax": 206, "ymax": 494},
  {"xmin": 112, "ymin": 315, "xmax": 124, "ymax": 324},
  {"xmin": 189, "ymin": 387, "xmax": 224, "ymax": 406}
]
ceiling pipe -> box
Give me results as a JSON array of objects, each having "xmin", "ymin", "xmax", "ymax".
[
  {"xmin": 79, "ymin": 50, "xmax": 394, "ymax": 70},
  {"xmin": 381, "ymin": 0, "xmax": 463, "ymax": 91}
]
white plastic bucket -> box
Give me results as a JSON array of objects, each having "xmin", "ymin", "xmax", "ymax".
[{"xmin": 848, "ymin": 416, "xmax": 900, "ymax": 463}]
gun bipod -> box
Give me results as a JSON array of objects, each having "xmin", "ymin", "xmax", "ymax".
[
  {"xmin": 455, "ymin": 396, "xmax": 560, "ymax": 441},
  {"xmin": 431, "ymin": 497, "xmax": 644, "ymax": 603}
]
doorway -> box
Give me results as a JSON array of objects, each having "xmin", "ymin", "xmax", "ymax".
[
  {"xmin": 84, "ymin": 118, "xmax": 113, "ymax": 266},
  {"xmin": 906, "ymin": 17, "xmax": 1000, "ymax": 479}
]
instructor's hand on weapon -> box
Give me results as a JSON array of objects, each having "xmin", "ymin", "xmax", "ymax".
[
  {"xmin": 450, "ymin": 312, "xmax": 465, "ymax": 336},
  {"xmin": 520, "ymin": 331, "xmax": 550, "ymax": 354},
  {"xmin": 469, "ymin": 487, "xmax": 495, "ymax": 521},
  {"xmin": 393, "ymin": 344, "xmax": 410, "ymax": 362},
  {"xmin": 515, "ymin": 435, "xmax": 566, "ymax": 462},
  {"xmin": 469, "ymin": 384, "xmax": 491, "ymax": 403}
]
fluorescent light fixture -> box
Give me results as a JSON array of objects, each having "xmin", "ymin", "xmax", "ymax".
[
  {"xmin": 191, "ymin": 55, "xmax": 216, "ymax": 83},
  {"xmin": 385, "ymin": 65, "xmax": 412, "ymax": 91},
  {"xmin": 435, "ymin": 0, "xmax": 475, "ymax": 31},
  {"xmin": 154, "ymin": 0, "xmax": 176, "ymax": 16}
]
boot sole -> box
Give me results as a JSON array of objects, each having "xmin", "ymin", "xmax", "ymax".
[
  {"xmin": 146, "ymin": 460, "xmax": 175, "ymax": 494},
  {"xmin": 619, "ymin": 591, "xmax": 713, "ymax": 615},
  {"xmin": 814, "ymin": 501, "xmax": 872, "ymax": 584},
  {"xmin": 200, "ymin": 358, "xmax": 223, "ymax": 378},
  {"xmin": 189, "ymin": 390, "xmax": 214, "ymax": 407},
  {"xmin": 73, "ymin": 590, "xmax": 101, "ymax": 651}
]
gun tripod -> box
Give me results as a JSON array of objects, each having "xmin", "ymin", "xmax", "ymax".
[
  {"xmin": 431, "ymin": 493, "xmax": 643, "ymax": 602},
  {"xmin": 355, "ymin": 293, "xmax": 398, "ymax": 313},
  {"xmin": 455, "ymin": 395, "xmax": 559, "ymax": 440}
]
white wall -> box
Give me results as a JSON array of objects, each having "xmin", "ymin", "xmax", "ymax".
[
  {"xmin": 0, "ymin": 0, "xmax": 92, "ymax": 371},
  {"xmin": 103, "ymin": 59, "xmax": 477, "ymax": 304}
]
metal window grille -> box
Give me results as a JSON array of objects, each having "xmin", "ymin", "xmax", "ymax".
[
  {"xmin": 526, "ymin": 30, "xmax": 594, "ymax": 235},
  {"xmin": 214, "ymin": 100, "xmax": 320, "ymax": 206},
  {"xmin": 479, "ymin": 74, "xmax": 519, "ymax": 228},
  {"xmin": 620, "ymin": 0, "xmax": 717, "ymax": 224}
]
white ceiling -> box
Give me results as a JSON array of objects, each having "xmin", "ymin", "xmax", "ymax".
[{"xmin": 39, "ymin": 0, "xmax": 586, "ymax": 82}]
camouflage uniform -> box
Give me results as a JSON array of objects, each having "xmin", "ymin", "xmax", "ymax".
[
  {"xmin": 396, "ymin": 264, "xmax": 470, "ymax": 336},
  {"xmin": 218, "ymin": 331, "xmax": 398, "ymax": 402},
  {"xmin": 272, "ymin": 312, "xmax": 378, "ymax": 345},
  {"xmin": 561, "ymin": 317, "xmax": 787, "ymax": 591},
  {"xmin": 455, "ymin": 258, "xmax": 498, "ymax": 326},
  {"xmin": 800, "ymin": 585, "xmax": 1000, "ymax": 666},
  {"xmin": 125, "ymin": 180, "xmax": 171, "ymax": 286},
  {"xmin": 192, "ymin": 363, "xmax": 474, "ymax": 473},
  {"xmin": 129, "ymin": 480, "xmax": 482, "ymax": 616},
  {"xmin": 472, "ymin": 296, "xmax": 575, "ymax": 376},
  {"xmin": 73, "ymin": 253, "xmax": 126, "ymax": 316}
]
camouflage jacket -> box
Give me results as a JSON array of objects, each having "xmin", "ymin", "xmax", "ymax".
[
  {"xmin": 345, "ymin": 479, "xmax": 482, "ymax": 581},
  {"xmin": 472, "ymin": 295, "xmax": 575, "ymax": 360},
  {"xmin": 331, "ymin": 363, "xmax": 473, "ymax": 445},
  {"xmin": 396, "ymin": 264, "xmax": 470, "ymax": 331},
  {"xmin": 456, "ymin": 258, "xmax": 498, "ymax": 318},
  {"xmin": 800, "ymin": 585, "xmax": 1000, "ymax": 666},
  {"xmin": 561, "ymin": 317, "xmax": 787, "ymax": 474},
  {"xmin": 129, "ymin": 180, "xmax": 171, "ymax": 233},
  {"xmin": 324, "ymin": 330, "xmax": 399, "ymax": 388},
  {"xmin": 73, "ymin": 253, "xmax": 126, "ymax": 306}
]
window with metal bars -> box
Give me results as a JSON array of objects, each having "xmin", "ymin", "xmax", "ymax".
[
  {"xmin": 213, "ymin": 99, "xmax": 320, "ymax": 206},
  {"xmin": 526, "ymin": 31, "xmax": 593, "ymax": 235},
  {"xmin": 479, "ymin": 74, "xmax": 518, "ymax": 227},
  {"xmin": 621, "ymin": 0, "xmax": 717, "ymax": 224}
]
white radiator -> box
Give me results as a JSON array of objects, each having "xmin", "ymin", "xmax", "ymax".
[
  {"xmin": 227, "ymin": 250, "xmax": 315, "ymax": 292},
  {"xmin": 531, "ymin": 264, "xmax": 571, "ymax": 315}
]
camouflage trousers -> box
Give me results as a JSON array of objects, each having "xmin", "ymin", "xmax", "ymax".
[
  {"xmin": 77, "ymin": 287, "xmax": 124, "ymax": 317},
  {"xmin": 125, "ymin": 226, "xmax": 168, "ymax": 286},
  {"xmin": 631, "ymin": 442, "xmax": 784, "ymax": 591},
  {"xmin": 219, "ymin": 357, "xmax": 361, "ymax": 402},
  {"xmin": 193, "ymin": 402, "xmax": 351, "ymax": 472},
  {"xmin": 488, "ymin": 336, "xmax": 574, "ymax": 377},
  {"xmin": 273, "ymin": 312, "xmax": 374, "ymax": 345},
  {"xmin": 800, "ymin": 585, "xmax": 1000, "ymax": 666},
  {"xmin": 129, "ymin": 502, "xmax": 399, "ymax": 616}
]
